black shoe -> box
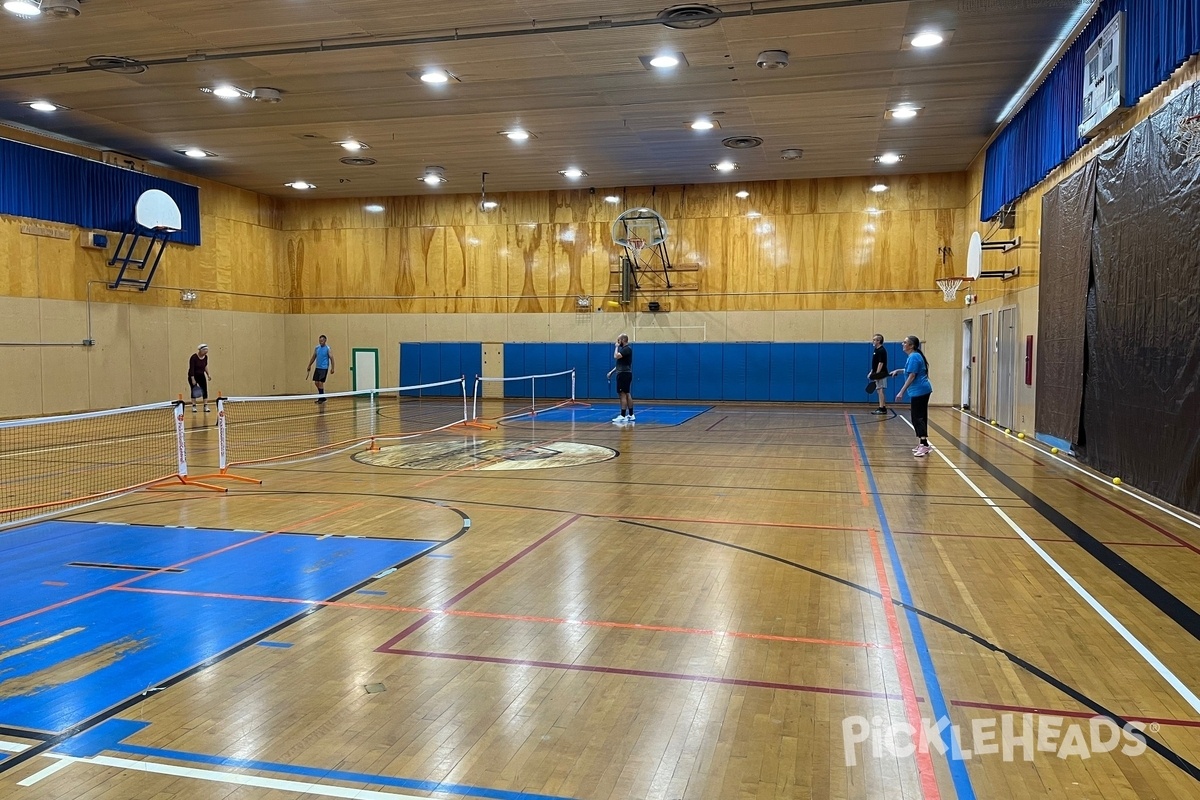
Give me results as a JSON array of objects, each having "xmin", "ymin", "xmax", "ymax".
[{"xmin": 871, "ymin": 408, "xmax": 888, "ymax": 415}]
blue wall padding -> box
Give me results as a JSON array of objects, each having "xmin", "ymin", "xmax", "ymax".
[{"xmin": 403, "ymin": 342, "xmax": 910, "ymax": 402}]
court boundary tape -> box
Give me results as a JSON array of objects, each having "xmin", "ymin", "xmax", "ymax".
[
  {"xmin": 913, "ymin": 417, "xmax": 1200, "ymax": 717},
  {"xmin": 849, "ymin": 417, "xmax": 976, "ymax": 800}
]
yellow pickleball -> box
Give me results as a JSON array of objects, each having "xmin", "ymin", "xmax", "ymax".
[{"xmin": 1113, "ymin": 477, "xmax": 1123, "ymax": 486}]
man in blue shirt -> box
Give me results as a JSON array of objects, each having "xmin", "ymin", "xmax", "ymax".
[{"xmin": 306, "ymin": 334, "xmax": 335, "ymax": 403}]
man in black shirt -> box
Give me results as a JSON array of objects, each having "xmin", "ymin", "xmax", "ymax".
[
  {"xmin": 606, "ymin": 334, "xmax": 634, "ymax": 425},
  {"xmin": 869, "ymin": 334, "xmax": 889, "ymax": 415}
]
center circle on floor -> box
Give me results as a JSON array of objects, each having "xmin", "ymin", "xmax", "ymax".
[{"xmin": 353, "ymin": 439, "xmax": 617, "ymax": 471}]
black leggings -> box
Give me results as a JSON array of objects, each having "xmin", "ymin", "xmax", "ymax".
[{"xmin": 910, "ymin": 393, "xmax": 929, "ymax": 440}]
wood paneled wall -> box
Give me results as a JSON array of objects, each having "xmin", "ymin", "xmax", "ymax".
[{"xmin": 279, "ymin": 173, "xmax": 968, "ymax": 313}]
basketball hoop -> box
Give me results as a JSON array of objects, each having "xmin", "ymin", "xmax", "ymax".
[
  {"xmin": 626, "ymin": 236, "xmax": 645, "ymax": 254},
  {"xmin": 936, "ymin": 277, "xmax": 969, "ymax": 302},
  {"xmin": 1175, "ymin": 114, "xmax": 1200, "ymax": 163}
]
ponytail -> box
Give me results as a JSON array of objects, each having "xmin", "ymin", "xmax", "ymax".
[{"xmin": 905, "ymin": 335, "xmax": 930, "ymax": 371}]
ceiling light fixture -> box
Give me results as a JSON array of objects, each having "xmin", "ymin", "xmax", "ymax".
[
  {"xmin": 334, "ymin": 140, "xmax": 368, "ymax": 151},
  {"xmin": 910, "ymin": 31, "xmax": 944, "ymax": 48},
  {"xmin": 503, "ymin": 129, "xmax": 532, "ymax": 141},
  {"xmin": 420, "ymin": 166, "xmax": 447, "ymax": 185},
  {"xmin": 42, "ymin": 0, "xmax": 80, "ymax": 18},
  {"xmin": 735, "ymin": 190, "xmax": 749, "ymax": 198},
  {"xmin": 285, "ymin": 181, "xmax": 315, "ymax": 190},
  {"xmin": 690, "ymin": 119, "xmax": 715, "ymax": 131},
  {"xmin": 711, "ymin": 161, "xmax": 738, "ymax": 172},
  {"xmin": 559, "ymin": 168, "xmax": 587, "ymax": 179},
  {"xmin": 889, "ymin": 105, "xmax": 920, "ymax": 120},
  {"xmin": 649, "ymin": 54, "xmax": 680, "ymax": 68},
  {"xmin": 207, "ymin": 85, "xmax": 245, "ymax": 99},
  {"xmin": 420, "ymin": 69, "xmax": 450, "ymax": 84},
  {"xmin": 178, "ymin": 148, "xmax": 214, "ymax": 159},
  {"xmin": 870, "ymin": 183, "xmax": 889, "ymax": 193},
  {"xmin": 364, "ymin": 204, "xmax": 385, "ymax": 213},
  {"xmin": 875, "ymin": 152, "xmax": 903, "ymax": 165},
  {"xmin": 604, "ymin": 195, "xmax": 621, "ymax": 204},
  {"xmin": 4, "ymin": 0, "xmax": 41, "ymax": 17},
  {"xmin": 26, "ymin": 100, "xmax": 61, "ymax": 112}
]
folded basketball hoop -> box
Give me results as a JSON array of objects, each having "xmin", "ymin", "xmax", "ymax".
[{"xmin": 1175, "ymin": 114, "xmax": 1200, "ymax": 163}]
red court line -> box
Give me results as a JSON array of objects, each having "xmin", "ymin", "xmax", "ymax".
[
  {"xmin": 113, "ymin": 585, "xmax": 879, "ymax": 648},
  {"xmin": 0, "ymin": 503, "xmax": 364, "ymax": 630},
  {"xmin": 846, "ymin": 411, "xmax": 941, "ymax": 800},
  {"xmin": 1067, "ymin": 478, "xmax": 1200, "ymax": 556},
  {"xmin": 376, "ymin": 514, "xmax": 582, "ymax": 650},
  {"xmin": 590, "ymin": 511, "xmax": 868, "ymax": 533},
  {"xmin": 381, "ymin": 648, "xmax": 904, "ymax": 700},
  {"xmin": 951, "ymin": 699, "xmax": 1200, "ymax": 730},
  {"xmin": 892, "ymin": 529, "xmax": 1183, "ymax": 548}
]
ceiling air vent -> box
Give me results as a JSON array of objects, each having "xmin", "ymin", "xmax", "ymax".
[
  {"xmin": 658, "ymin": 4, "xmax": 721, "ymax": 29},
  {"xmin": 722, "ymin": 136, "xmax": 763, "ymax": 149},
  {"xmin": 340, "ymin": 157, "xmax": 378, "ymax": 166},
  {"xmin": 86, "ymin": 55, "xmax": 148, "ymax": 74}
]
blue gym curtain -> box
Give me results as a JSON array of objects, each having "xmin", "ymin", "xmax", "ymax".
[
  {"xmin": 0, "ymin": 137, "xmax": 201, "ymax": 245},
  {"xmin": 982, "ymin": 0, "xmax": 1200, "ymax": 221}
]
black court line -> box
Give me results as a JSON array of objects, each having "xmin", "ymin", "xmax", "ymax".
[{"xmin": 930, "ymin": 420, "xmax": 1200, "ymax": 643}]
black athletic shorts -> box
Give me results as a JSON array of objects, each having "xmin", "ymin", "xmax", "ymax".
[
  {"xmin": 312, "ymin": 368, "xmax": 329, "ymax": 382},
  {"xmin": 616, "ymin": 372, "xmax": 633, "ymax": 393}
]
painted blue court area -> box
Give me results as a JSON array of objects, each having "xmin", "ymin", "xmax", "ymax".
[
  {"xmin": 0, "ymin": 521, "xmax": 435, "ymax": 734},
  {"xmin": 513, "ymin": 403, "xmax": 712, "ymax": 426}
]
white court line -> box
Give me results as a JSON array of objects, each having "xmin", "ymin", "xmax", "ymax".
[
  {"xmin": 903, "ymin": 417, "xmax": 1200, "ymax": 716},
  {"xmin": 16, "ymin": 758, "xmax": 71, "ymax": 786},
  {"xmin": 0, "ymin": 740, "xmax": 431, "ymax": 799},
  {"xmin": 954, "ymin": 408, "xmax": 1200, "ymax": 532}
]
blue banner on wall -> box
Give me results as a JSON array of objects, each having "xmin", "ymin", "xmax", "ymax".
[{"xmin": 0, "ymin": 137, "xmax": 201, "ymax": 246}]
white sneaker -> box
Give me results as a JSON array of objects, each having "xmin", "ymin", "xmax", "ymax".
[
  {"xmin": 626, "ymin": 414, "xmax": 635, "ymax": 422},
  {"xmin": 611, "ymin": 415, "xmax": 626, "ymax": 423},
  {"xmin": 913, "ymin": 445, "xmax": 932, "ymax": 457}
]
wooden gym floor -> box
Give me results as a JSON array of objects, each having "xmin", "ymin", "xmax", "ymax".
[{"xmin": 1, "ymin": 403, "xmax": 1198, "ymax": 800}]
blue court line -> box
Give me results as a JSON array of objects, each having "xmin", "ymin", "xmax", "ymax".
[
  {"xmin": 255, "ymin": 641, "xmax": 293, "ymax": 648},
  {"xmin": 850, "ymin": 417, "xmax": 976, "ymax": 800},
  {"xmin": 106, "ymin": 740, "xmax": 576, "ymax": 800}
]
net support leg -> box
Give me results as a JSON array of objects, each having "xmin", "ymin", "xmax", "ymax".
[{"xmin": 188, "ymin": 399, "xmax": 263, "ymax": 485}]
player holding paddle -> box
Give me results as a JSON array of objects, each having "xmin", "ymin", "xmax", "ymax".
[{"xmin": 606, "ymin": 334, "xmax": 635, "ymax": 425}]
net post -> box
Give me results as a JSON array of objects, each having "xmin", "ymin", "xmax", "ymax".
[
  {"xmin": 188, "ymin": 396, "xmax": 262, "ymax": 486},
  {"xmin": 174, "ymin": 400, "xmax": 188, "ymax": 479},
  {"xmin": 530, "ymin": 374, "xmax": 537, "ymax": 416}
]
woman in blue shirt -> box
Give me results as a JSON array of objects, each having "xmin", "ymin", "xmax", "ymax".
[{"xmin": 890, "ymin": 335, "xmax": 934, "ymax": 457}]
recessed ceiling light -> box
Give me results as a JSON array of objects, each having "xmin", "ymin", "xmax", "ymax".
[
  {"xmin": 890, "ymin": 107, "xmax": 918, "ymax": 120},
  {"xmin": 26, "ymin": 100, "xmax": 60, "ymax": 112},
  {"xmin": 208, "ymin": 85, "xmax": 244, "ymax": 99},
  {"xmin": 503, "ymin": 129, "xmax": 532, "ymax": 141},
  {"xmin": 420, "ymin": 70, "xmax": 450, "ymax": 84},
  {"xmin": 335, "ymin": 140, "xmax": 368, "ymax": 151},
  {"xmin": 364, "ymin": 204, "xmax": 385, "ymax": 213},
  {"xmin": 604, "ymin": 195, "xmax": 621, "ymax": 204},
  {"xmin": 420, "ymin": 166, "xmax": 447, "ymax": 185},
  {"xmin": 875, "ymin": 152, "xmax": 903, "ymax": 165},
  {"xmin": 870, "ymin": 183, "xmax": 889, "ymax": 193},
  {"xmin": 285, "ymin": 181, "xmax": 315, "ymax": 190},
  {"xmin": 559, "ymin": 168, "xmax": 587, "ymax": 179},
  {"xmin": 735, "ymin": 190, "xmax": 749, "ymax": 198},
  {"xmin": 711, "ymin": 161, "xmax": 738, "ymax": 172},
  {"xmin": 910, "ymin": 31, "xmax": 944, "ymax": 48},
  {"xmin": 691, "ymin": 119, "xmax": 715, "ymax": 130},
  {"xmin": 649, "ymin": 54, "xmax": 680, "ymax": 68},
  {"xmin": 178, "ymin": 148, "xmax": 214, "ymax": 159},
  {"xmin": 4, "ymin": 0, "xmax": 41, "ymax": 17}
]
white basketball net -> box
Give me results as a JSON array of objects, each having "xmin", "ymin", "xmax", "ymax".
[
  {"xmin": 936, "ymin": 278, "xmax": 964, "ymax": 302},
  {"xmin": 1176, "ymin": 115, "xmax": 1200, "ymax": 163}
]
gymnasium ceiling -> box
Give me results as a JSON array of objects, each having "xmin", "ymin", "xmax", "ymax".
[{"xmin": 0, "ymin": 0, "xmax": 1082, "ymax": 198}]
